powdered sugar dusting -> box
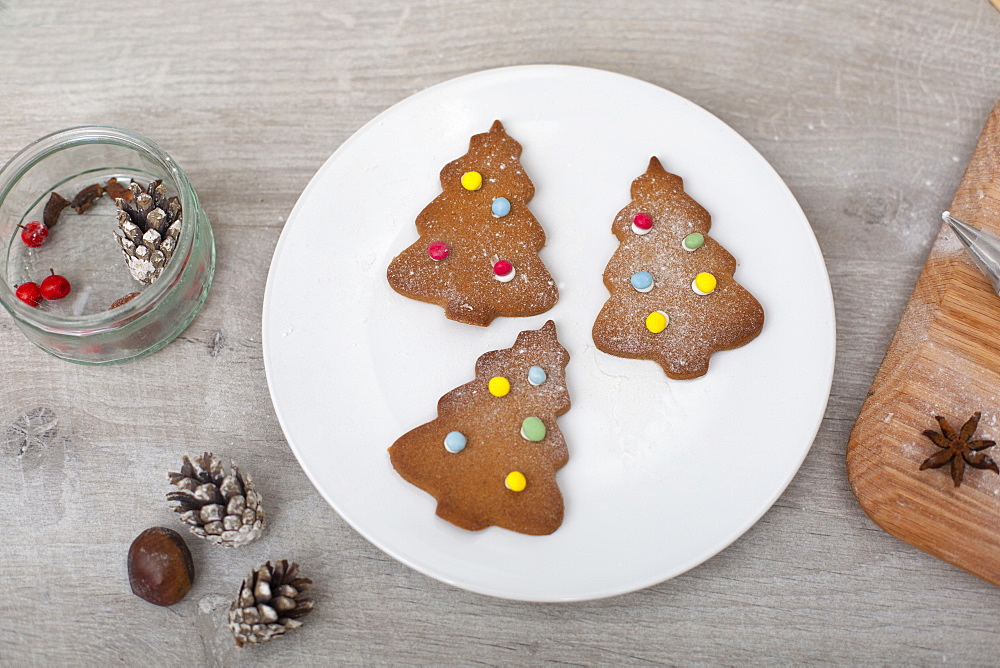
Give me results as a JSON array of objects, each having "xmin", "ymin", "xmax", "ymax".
[
  {"xmin": 593, "ymin": 158, "xmax": 764, "ymax": 379},
  {"xmin": 388, "ymin": 321, "xmax": 572, "ymax": 534},
  {"xmin": 386, "ymin": 121, "xmax": 557, "ymax": 326}
]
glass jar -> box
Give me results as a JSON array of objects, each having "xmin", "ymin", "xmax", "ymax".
[{"xmin": 0, "ymin": 126, "xmax": 214, "ymax": 364}]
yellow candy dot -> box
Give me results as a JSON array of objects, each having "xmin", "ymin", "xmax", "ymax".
[
  {"xmin": 694, "ymin": 272, "xmax": 717, "ymax": 294},
  {"xmin": 505, "ymin": 471, "xmax": 527, "ymax": 492},
  {"xmin": 645, "ymin": 311, "xmax": 669, "ymax": 333},
  {"xmin": 461, "ymin": 171, "xmax": 483, "ymax": 191},
  {"xmin": 488, "ymin": 376, "xmax": 511, "ymax": 397}
]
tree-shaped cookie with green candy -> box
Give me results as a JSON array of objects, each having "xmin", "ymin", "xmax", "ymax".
[
  {"xmin": 386, "ymin": 121, "xmax": 558, "ymax": 326},
  {"xmin": 388, "ymin": 320, "xmax": 571, "ymax": 535},
  {"xmin": 593, "ymin": 157, "xmax": 764, "ymax": 380}
]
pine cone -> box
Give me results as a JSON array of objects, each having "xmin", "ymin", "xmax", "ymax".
[
  {"xmin": 228, "ymin": 560, "xmax": 313, "ymax": 647},
  {"xmin": 115, "ymin": 179, "xmax": 182, "ymax": 284},
  {"xmin": 167, "ymin": 452, "xmax": 264, "ymax": 548}
]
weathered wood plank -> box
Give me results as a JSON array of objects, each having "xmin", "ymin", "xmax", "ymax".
[{"xmin": 2, "ymin": 0, "xmax": 1000, "ymax": 664}]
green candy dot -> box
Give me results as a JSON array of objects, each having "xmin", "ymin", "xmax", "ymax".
[
  {"xmin": 521, "ymin": 416, "xmax": 546, "ymax": 442},
  {"xmin": 683, "ymin": 232, "xmax": 705, "ymax": 251}
]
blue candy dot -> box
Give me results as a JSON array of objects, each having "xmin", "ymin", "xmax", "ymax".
[
  {"xmin": 528, "ymin": 365, "xmax": 547, "ymax": 385},
  {"xmin": 630, "ymin": 271, "xmax": 654, "ymax": 291},
  {"xmin": 444, "ymin": 431, "xmax": 467, "ymax": 453},
  {"xmin": 491, "ymin": 197, "xmax": 511, "ymax": 217}
]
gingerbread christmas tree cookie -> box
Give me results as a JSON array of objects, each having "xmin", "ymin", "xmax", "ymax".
[
  {"xmin": 386, "ymin": 121, "xmax": 558, "ymax": 327},
  {"xmin": 592, "ymin": 157, "xmax": 764, "ymax": 380},
  {"xmin": 388, "ymin": 320, "xmax": 570, "ymax": 535}
]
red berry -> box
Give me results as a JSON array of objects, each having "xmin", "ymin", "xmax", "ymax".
[
  {"xmin": 19, "ymin": 221, "xmax": 49, "ymax": 247},
  {"xmin": 39, "ymin": 270, "xmax": 71, "ymax": 301},
  {"xmin": 428, "ymin": 241, "xmax": 450, "ymax": 261},
  {"xmin": 15, "ymin": 282, "xmax": 41, "ymax": 307}
]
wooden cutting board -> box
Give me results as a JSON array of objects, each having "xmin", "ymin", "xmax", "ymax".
[{"xmin": 847, "ymin": 101, "xmax": 1000, "ymax": 585}]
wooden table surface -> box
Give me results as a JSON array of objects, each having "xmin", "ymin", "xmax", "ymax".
[{"xmin": 2, "ymin": 1, "xmax": 1000, "ymax": 664}]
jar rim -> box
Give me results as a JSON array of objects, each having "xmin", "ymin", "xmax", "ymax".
[{"xmin": 0, "ymin": 125, "xmax": 200, "ymax": 333}]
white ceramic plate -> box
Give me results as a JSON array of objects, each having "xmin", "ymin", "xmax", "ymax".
[{"xmin": 262, "ymin": 65, "xmax": 835, "ymax": 602}]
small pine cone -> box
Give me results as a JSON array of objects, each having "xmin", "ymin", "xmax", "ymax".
[
  {"xmin": 228, "ymin": 560, "xmax": 314, "ymax": 648},
  {"xmin": 167, "ymin": 452, "xmax": 264, "ymax": 548},
  {"xmin": 115, "ymin": 179, "xmax": 182, "ymax": 284}
]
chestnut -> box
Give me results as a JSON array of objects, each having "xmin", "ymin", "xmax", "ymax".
[{"xmin": 128, "ymin": 527, "xmax": 195, "ymax": 606}]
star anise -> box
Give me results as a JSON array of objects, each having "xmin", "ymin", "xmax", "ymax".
[{"xmin": 920, "ymin": 412, "xmax": 999, "ymax": 487}]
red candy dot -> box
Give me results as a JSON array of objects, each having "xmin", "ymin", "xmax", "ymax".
[
  {"xmin": 493, "ymin": 260, "xmax": 513, "ymax": 277},
  {"xmin": 428, "ymin": 241, "xmax": 450, "ymax": 261},
  {"xmin": 633, "ymin": 212, "xmax": 653, "ymax": 230}
]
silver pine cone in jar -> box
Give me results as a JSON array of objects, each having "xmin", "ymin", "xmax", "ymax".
[
  {"xmin": 167, "ymin": 452, "xmax": 264, "ymax": 548},
  {"xmin": 115, "ymin": 179, "xmax": 182, "ymax": 284},
  {"xmin": 229, "ymin": 560, "xmax": 314, "ymax": 647}
]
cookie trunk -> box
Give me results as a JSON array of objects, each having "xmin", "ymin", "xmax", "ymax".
[{"xmin": 386, "ymin": 234, "xmax": 559, "ymax": 327}]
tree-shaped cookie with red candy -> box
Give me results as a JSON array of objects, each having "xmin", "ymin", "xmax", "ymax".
[
  {"xmin": 388, "ymin": 320, "xmax": 570, "ymax": 535},
  {"xmin": 593, "ymin": 157, "xmax": 764, "ymax": 380},
  {"xmin": 386, "ymin": 121, "xmax": 558, "ymax": 327}
]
